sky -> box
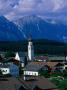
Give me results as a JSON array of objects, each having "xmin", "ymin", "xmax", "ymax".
[{"xmin": 0, "ymin": 0, "xmax": 67, "ymax": 20}]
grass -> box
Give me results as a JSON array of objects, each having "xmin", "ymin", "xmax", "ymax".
[{"xmin": 50, "ymin": 77, "xmax": 67, "ymax": 90}]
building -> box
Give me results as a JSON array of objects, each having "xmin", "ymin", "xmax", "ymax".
[
  {"xmin": 23, "ymin": 62, "xmax": 49, "ymax": 80},
  {"xmin": 0, "ymin": 64, "xmax": 10, "ymax": 75},
  {"xmin": 35, "ymin": 55, "xmax": 48, "ymax": 62},
  {"xmin": 15, "ymin": 52, "xmax": 27, "ymax": 67},
  {"xmin": 0, "ymin": 63, "xmax": 19, "ymax": 76},
  {"xmin": 9, "ymin": 63, "xmax": 19, "ymax": 76},
  {"xmin": 47, "ymin": 62, "xmax": 65, "ymax": 72},
  {"xmin": 28, "ymin": 38, "xmax": 34, "ymax": 61}
]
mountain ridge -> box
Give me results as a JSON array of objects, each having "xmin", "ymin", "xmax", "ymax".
[{"xmin": 14, "ymin": 15, "xmax": 67, "ymax": 43}]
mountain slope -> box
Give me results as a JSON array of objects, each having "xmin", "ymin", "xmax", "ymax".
[
  {"xmin": 14, "ymin": 16, "xmax": 67, "ymax": 43},
  {"xmin": 0, "ymin": 16, "xmax": 25, "ymax": 41}
]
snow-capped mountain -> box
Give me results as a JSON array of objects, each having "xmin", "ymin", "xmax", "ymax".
[
  {"xmin": 14, "ymin": 16, "xmax": 67, "ymax": 43},
  {"xmin": 0, "ymin": 16, "xmax": 25, "ymax": 41},
  {"xmin": 0, "ymin": 15, "xmax": 67, "ymax": 43}
]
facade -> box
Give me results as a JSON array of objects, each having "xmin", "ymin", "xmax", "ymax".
[
  {"xmin": 23, "ymin": 62, "xmax": 48, "ymax": 80},
  {"xmin": 0, "ymin": 65, "xmax": 10, "ymax": 75},
  {"xmin": 0, "ymin": 63, "xmax": 19, "ymax": 76},
  {"xmin": 28, "ymin": 38, "xmax": 34, "ymax": 61},
  {"xmin": 24, "ymin": 71, "xmax": 38, "ymax": 76},
  {"xmin": 54, "ymin": 63, "xmax": 64, "ymax": 72},
  {"xmin": 9, "ymin": 63, "xmax": 19, "ymax": 76},
  {"xmin": 47, "ymin": 62, "xmax": 65, "ymax": 72}
]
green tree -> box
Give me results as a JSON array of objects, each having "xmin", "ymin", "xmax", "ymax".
[
  {"xmin": 5, "ymin": 51, "xmax": 15, "ymax": 58},
  {"xmin": 63, "ymin": 69, "xmax": 67, "ymax": 77},
  {"xmin": 39, "ymin": 70, "xmax": 50, "ymax": 78},
  {"xmin": 0, "ymin": 70, "xmax": 2, "ymax": 76}
]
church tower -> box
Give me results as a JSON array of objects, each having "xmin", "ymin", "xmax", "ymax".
[{"xmin": 28, "ymin": 38, "xmax": 34, "ymax": 61}]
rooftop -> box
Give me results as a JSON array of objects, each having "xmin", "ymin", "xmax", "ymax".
[
  {"xmin": 0, "ymin": 77, "xmax": 22, "ymax": 90},
  {"xmin": 24, "ymin": 62, "xmax": 46, "ymax": 71},
  {"xmin": 0, "ymin": 64, "xmax": 10, "ymax": 68},
  {"xmin": 19, "ymin": 76, "xmax": 57, "ymax": 90},
  {"xmin": 46, "ymin": 61, "xmax": 64, "ymax": 68}
]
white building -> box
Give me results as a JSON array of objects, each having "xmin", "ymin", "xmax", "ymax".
[
  {"xmin": 23, "ymin": 62, "xmax": 47, "ymax": 80},
  {"xmin": 28, "ymin": 38, "xmax": 34, "ymax": 61}
]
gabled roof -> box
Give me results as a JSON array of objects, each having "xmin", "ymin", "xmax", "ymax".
[
  {"xmin": 24, "ymin": 62, "xmax": 46, "ymax": 71},
  {"xmin": 0, "ymin": 64, "xmax": 10, "ymax": 68},
  {"xmin": 19, "ymin": 76, "xmax": 57, "ymax": 90},
  {"xmin": 47, "ymin": 62, "xmax": 60, "ymax": 68},
  {"xmin": 0, "ymin": 77, "xmax": 22, "ymax": 90},
  {"xmin": 36, "ymin": 77, "xmax": 57, "ymax": 90},
  {"xmin": 55, "ymin": 63, "xmax": 64, "ymax": 67},
  {"xmin": 47, "ymin": 61, "xmax": 64, "ymax": 68},
  {"xmin": 5, "ymin": 58, "xmax": 20, "ymax": 66}
]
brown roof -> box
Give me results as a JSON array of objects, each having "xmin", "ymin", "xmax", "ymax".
[
  {"xmin": 36, "ymin": 77, "xmax": 57, "ymax": 90},
  {"xmin": 47, "ymin": 62, "xmax": 60, "ymax": 68},
  {"xmin": 19, "ymin": 76, "xmax": 57, "ymax": 90},
  {"xmin": 0, "ymin": 77, "xmax": 22, "ymax": 90}
]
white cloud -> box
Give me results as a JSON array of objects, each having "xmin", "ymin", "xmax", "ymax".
[
  {"xmin": 0, "ymin": 0, "xmax": 19, "ymax": 15},
  {"xmin": 52, "ymin": 0, "xmax": 65, "ymax": 12},
  {"xmin": 3, "ymin": 0, "xmax": 67, "ymax": 20}
]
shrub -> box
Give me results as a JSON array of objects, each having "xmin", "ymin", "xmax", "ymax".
[{"xmin": 39, "ymin": 70, "xmax": 50, "ymax": 78}]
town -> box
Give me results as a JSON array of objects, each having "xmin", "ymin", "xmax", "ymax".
[{"xmin": 0, "ymin": 38, "xmax": 67, "ymax": 90}]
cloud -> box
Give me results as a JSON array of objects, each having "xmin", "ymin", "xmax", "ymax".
[
  {"xmin": 1, "ymin": 0, "xmax": 67, "ymax": 20},
  {"xmin": 0, "ymin": 0, "xmax": 19, "ymax": 15},
  {"xmin": 52, "ymin": 0, "xmax": 66, "ymax": 12}
]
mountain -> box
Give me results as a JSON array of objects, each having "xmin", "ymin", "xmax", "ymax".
[
  {"xmin": 0, "ymin": 16, "xmax": 24, "ymax": 41},
  {"xmin": 14, "ymin": 16, "xmax": 67, "ymax": 43}
]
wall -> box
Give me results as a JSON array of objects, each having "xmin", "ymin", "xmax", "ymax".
[
  {"xmin": 24, "ymin": 71, "xmax": 38, "ymax": 76},
  {"xmin": 0, "ymin": 68, "xmax": 10, "ymax": 75}
]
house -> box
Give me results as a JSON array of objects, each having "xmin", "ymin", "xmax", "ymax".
[
  {"xmin": 15, "ymin": 52, "xmax": 27, "ymax": 67},
  {"xmin": 0, "ymin": 63, "xmax": 19, "ymax": 76},
  {"xmin": 23, "ymin": 62, "xmax": 49, "ymax": 80},
  {"xmin": 47, "ymin": 61, "xmax": 64, "ymax": 72},
  {"xmin": 5, "ymin": 58, "xmax": 20, "ymax": 66},
  {"xmin": 9, "ymin": 63, "xmax": 19, "ymax": 76},
  {"xmin": 54, "ymin": 63, "xmax": 64, "ymax": 72}
]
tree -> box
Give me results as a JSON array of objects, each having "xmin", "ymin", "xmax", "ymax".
[
  {"xmin": 5, "ymin": 51, "xmax": 15, "ymax": 58},
  {"xmin": 63, "ymin": 69, "xmax": 67, "ymax": 77},
  {"xmin": 0, "ymin": 70, "xmax": 2, "ymax": 76}
]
